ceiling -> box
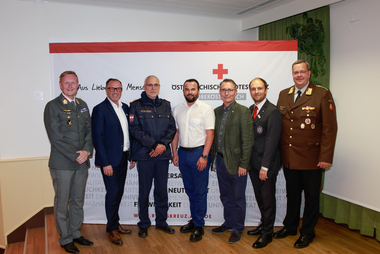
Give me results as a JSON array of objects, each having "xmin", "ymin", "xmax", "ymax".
[{"xmin": 29, "ymin": 0, "xmax": 344, "ymax": 29}]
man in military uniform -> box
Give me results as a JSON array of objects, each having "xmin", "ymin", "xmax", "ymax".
[
  {"xmin": 129, "ymin": 75, "xmax": 176, "ymax": 238},
  {"xmin": 44, "ymin": 71, "xmax": 93, "ymax": 254},
  {"xmin": 274, "ymin": 60, "xmax": 338, "ymax": 248}
]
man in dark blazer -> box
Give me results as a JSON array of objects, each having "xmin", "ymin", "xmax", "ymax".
[
  {"xmin": 44, "ymin": 71, "xmax": 93, "ymax": 254},
  {"xmin": 247, "ymin": 78, "xmax": 282, "ymax": 249},
  {"xmin": 274, "ymin": 60, "xmax": 337, "ymax": 248},
  {"xmin": 211, "ymin": 78, "xmax": 254, "ymax": 244},
  {"xmin": 92, "ymin": 78, "xmax": 135, "ymax": 246}
]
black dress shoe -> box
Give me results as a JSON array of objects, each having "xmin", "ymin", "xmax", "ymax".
[
  {"xmin": 73, "ymin": 236, "xmax": 93, "ymax": 246},
  {"xmin": 180, "ymin": 220, "xmax": 195, "ymax": 233},
  {"xmin": 212, "ymin": 225, "xmax": 233, "ymax": 234},
  {"xmin": 228, "ymin": 231, "xmax": 242, "ymax": 244},
  {"xmin": 190, "ymin": 226, "xmax": 204, "ymax": 242},
  {"xmin": 252, "ymin": 234, "xmax": 272, "ymax": 248},
  {"xmin": 61, "ymin": 242, "xmax": 79, "ymax": 253},
  {"xmin": 247, "ymin": 224, "xmax": 262, "ymax": 235},
  {"xmin": 138, "ymin": 228, "xmax": 148, "ymax": 238},
  {"xmin": 273, "ymin": 228, "xmax": 297, "ymax": 239},
  {"xmin": 156, "ymin": 225, "xmax": 175, "ymax": 234},
  {"xmin": 294, "ymin": 235, "xmax": 313, "ymax": 248}
]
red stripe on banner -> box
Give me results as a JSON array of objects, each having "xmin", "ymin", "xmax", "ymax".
[{"xmin": 49, "ymin": 41, "xmax": 297, "ymax": 53}]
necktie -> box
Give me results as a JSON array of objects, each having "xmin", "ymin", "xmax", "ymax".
[
  {"xmin": 253, "ymin": 105, "xmax": 258, "ymax": 120},
  {"xmin": 295, "ymin": 90, "xmax": 302, "ymax": 104},
  {"xmin": 71, "ymin": 101, "xmax": 76, "ymax": 108}
]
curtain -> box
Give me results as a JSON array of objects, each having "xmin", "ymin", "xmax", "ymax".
[{"xmin": 259, "ymin": 6, "xmax": 379, "ymax": 241}]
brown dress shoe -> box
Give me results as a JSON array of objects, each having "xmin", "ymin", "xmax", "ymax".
[
  {"xmin": 118, "ymin": 225, "xmax": 132, "ymax": 234},
  {"xmin": 109, "ymin": 230, "xmax": 123, "ymax": 246}
]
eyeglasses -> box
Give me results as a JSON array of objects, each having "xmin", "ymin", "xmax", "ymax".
[
  {"xmin": 292, "ymin": 70, "xmax": 308, "ymax": 75},
  {"xmin": 145, "ymin": 83, "xmax": 160, "ymax": 88},
  {"xmin": 107, "ymin": 87, "xmax": 122, "ymax": 92},
  {"xmin": 220, "ymin": 88, "xmax": 236, "ymax": 93}
]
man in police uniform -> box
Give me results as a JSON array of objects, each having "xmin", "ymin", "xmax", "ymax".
[
  {"xmin": 274, "ymin": 60, "xmax": 337, "ymax": 248},
  {"xmin": 172, "ymin": 78, "xmax": 215, "ymax": 242},
  {"xmin": 247, "ymin": 78, "xmax": 282, "ymax": 249},
  {"xmin": 211, "ymin": 78, "xmax": 254, "ymax": 244},
  {"xmin": 44, "ymin": 71, "xmax": 93, "ymax": 254},
  {"xmin": 92, "ymin": 78, "xmax": 135, "ymax": 246},
  {"xmin": 129, "ymin": 75, "xmax": 176, "ymax": 238}
]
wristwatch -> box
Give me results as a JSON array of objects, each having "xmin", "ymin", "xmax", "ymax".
[{"xmin": 201, "ymin": 155, "xmax": 208, "ymax": 160}]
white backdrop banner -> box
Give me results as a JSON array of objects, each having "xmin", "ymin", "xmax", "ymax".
[{"xmin": 49, "ymin": 41, "xmax": 297, "ymax": 226}]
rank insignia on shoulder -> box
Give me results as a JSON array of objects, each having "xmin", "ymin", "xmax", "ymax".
[
  {"xmin": 129, "ymin": 114, "xmax": 134, "ymax": 122},
  {"xmin": 75, "ymin": 98, "xmax": 80, "ymax": 104},
  {"xmin": 288, "ymin": 87, "xmax": 294, "ymax": 94},
  {"xmin": 316, "ymin": 85, "xmax": 329, "ymax": 90},
  {"xmin": 306, "ymin": 88, "xmax": 313, "ymax": 95},
  {"xmin": 163, "ymin": 99, "xmax": 171, "ymax": 103}
]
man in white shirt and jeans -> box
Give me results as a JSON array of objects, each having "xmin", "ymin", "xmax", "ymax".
[{"xmin": 172, "ymin": 78, "xmax": 215, "ymax": 242}]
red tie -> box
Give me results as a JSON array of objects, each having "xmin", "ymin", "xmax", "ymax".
[{"xmin": 253, "ymin": 105, "xmax": 258, "ymax": 120}]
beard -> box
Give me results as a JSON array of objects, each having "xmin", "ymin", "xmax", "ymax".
[{"xmin": 185, "ymin": 93, "xmax": 198, "ymax": 103}]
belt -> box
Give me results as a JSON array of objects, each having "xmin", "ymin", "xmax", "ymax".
[
  {"xmin": 180, "ymin": 145, "xmax": 204, "ymax": 152},
  {"xmin": 217, "ymin": 152, "xmax": 224, "ymax": 158}
]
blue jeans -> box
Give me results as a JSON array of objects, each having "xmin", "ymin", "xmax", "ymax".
[{"xmin": 178, "ymin": 147, "xmax": 210, "ymax": 227}]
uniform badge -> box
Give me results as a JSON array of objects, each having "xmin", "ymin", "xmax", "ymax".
[
  {"xmin": 62, "ymin": 97, "xmax": 68, "ymax": 105},
  {"xmin": 80, "ymin": 108, "xmax": 88, "ymax": 113},
  {"xmin": 306, "ymin": 88, "xmax": 313, "ymax": 95},
  {"xmin": 329, "ymin": 104, "xmax": 333, "ymax": 111},
  {"xmin": 302, "ymin": 106, "xmax": 315, "ymax": 113},
  {"xmin": 63, "ymin": 109, "xmax": 72, "ymax": 115},
  {"xmin": 75, "ymin": 98, "xmax": 80, "ymax": 105},
  {"xmin": 300, "ymin": 123, "xmax": 305, "ymax": 129},
  {"xmin": 67, "ymin": 119, "xmax": 72, "ymax": 126},
  {"xmin": 129, "ymin": 114, "xmax": 134, "ymax": 122},
  {"xmin": 288, "ymin": 87, "xmax": 294, "ymax": 94},
  {"xmin": 280, "ymin": 106, "xmax": 285, "ymax": 110},
  {"xmin": 311, "ymin": 124, "xmax": 316, "ymax": 129},
  {"xmin": 257, "ymin": 126, "xmax": 263, "ymax": 134},
  {"xmin": 305, "ymin": 118, "xmax": 311, "ymax": 124}
]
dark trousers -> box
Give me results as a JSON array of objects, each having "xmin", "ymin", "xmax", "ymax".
[
  {"xmin": 248, "ymin": 168, "xmax": 277, "ymax": 234},
  {"xmin": 137, "ymin": 160, "xmax": 169, "ymax": 228},
  {"xmin": 216, "ymin": 154, "xmax": 247, "ymax": 232},
  {"xmin": 283, "ymin": 167, "xmax": 322, "ymax": 239},
  {"xmin": 101, "ymin": 151, "xmax": 128, "ymax": 232},
  {"xmin": 178, "ymin": 148, "xmax": 210, "ymax": 227}
]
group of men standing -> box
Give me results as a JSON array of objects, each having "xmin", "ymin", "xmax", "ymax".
[{"xmin": 44, "ymin": 59, "xmax": 337, "ymax": 253}]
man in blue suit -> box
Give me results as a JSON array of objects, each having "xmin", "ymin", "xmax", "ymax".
[{"xmin": 92, "ymin": 78, "xmax": 135, "ymax": 246}]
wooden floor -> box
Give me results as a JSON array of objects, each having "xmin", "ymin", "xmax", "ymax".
[{"xmin": 40, "ymin": 215, "xmax": 380, "ymax": 254}]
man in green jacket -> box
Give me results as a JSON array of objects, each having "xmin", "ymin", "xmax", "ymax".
[{"xmin": 211, "ymin": 78, "xmax": 254, "ymax": 244}]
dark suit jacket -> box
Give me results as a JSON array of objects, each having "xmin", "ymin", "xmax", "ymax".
[
  {"xmin": 92, "ymin": 98, "xmax": 131, "ymax": 168},
  {"xmin": 277, "ymin": 83, "xmax": 338, "ymax": 169},
  {"xmin": 249, "ymin": 100, "xmax": 282, "ymax": 178},
  {"xmin": 211, "ymin": 102, "xmax": 254, "ymax": 175},
  {"xmin": 44, "ymin": 93, "xmax": 92, "ymax": 170}
]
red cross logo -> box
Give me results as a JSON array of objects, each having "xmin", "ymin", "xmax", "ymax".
[{"xmin": 213, "ymin": 64, "xmax": 228, "ymax": 79}]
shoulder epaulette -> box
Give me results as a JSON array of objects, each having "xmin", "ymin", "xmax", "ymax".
[
  {"xmin": 163, "ymin": 99, "xmax": 171, "ymax": 103},
  {"xmin": 130, "ymin": 99, "xmax": 138, "ymax": 103},
  {"xmin": 316, "ymin": 85, "xmax": 329, "ymax": 91}
]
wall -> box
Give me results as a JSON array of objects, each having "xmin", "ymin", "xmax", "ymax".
[{"xmin": 324, "ymin": 0, "xmax": 380, "ymax": 211}]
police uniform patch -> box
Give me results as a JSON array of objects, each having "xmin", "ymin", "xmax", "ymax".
[
  {"xmin": 129, "ymin": 114, "xmax": 134, "ymax": 122},
  {"xmin": 257, "ymin": 126, "xmax": 263, "ymax": 134}
]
